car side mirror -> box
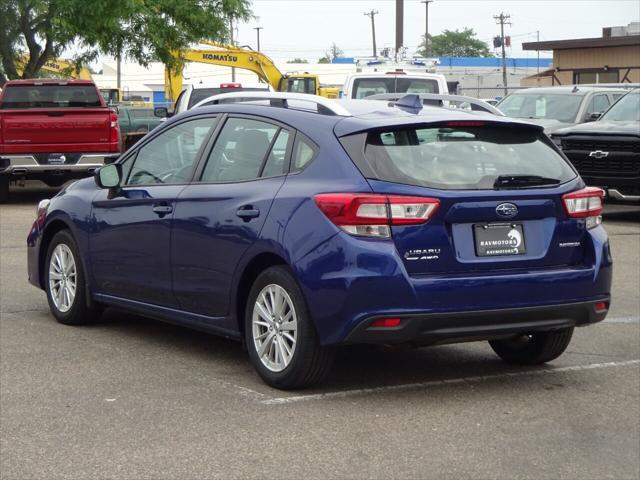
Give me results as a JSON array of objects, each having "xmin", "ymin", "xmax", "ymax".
[
  {"xmin": 587, "ymin": 112, "xmax": 602, "ymax": 121},
  {"xmin": 154, "ymin": 106, "xmax": 169, "ymax": 118},
  {"xmin": 94, "ymin": 164, "xmax": 122, "ymax": 189}
]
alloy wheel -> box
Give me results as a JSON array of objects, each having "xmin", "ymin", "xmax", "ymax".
[
  {"xmin": 252, "ymin": 284, "xmax": 298, "ymax": 372},
  {"xmin": 49, "ymin": 244, "xmax": 77, "ymax": 313}
]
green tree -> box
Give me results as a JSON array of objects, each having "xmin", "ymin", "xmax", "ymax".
[
  {"xmin": 318, "ymin": 56, "xmax": 331, "ymax": 64},
  {"xmin": 0, "ymin": 0, "xmax": 251, "ymax": 86},
  {"xmin": 287, "ymin": 58, "xmax": 308, "ymax": 64},
  {"xmin": 418, "ymin": 28, "xmax": 491, "ymax": 57}
]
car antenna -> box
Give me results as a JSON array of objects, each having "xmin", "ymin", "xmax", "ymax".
[
  {"xmin": 393, "ymin": 94, "xmax": 423, "ymax": 113},
  {"xmin": 572, "ymin": 85, "xmax": 579, "ymax": 93}
]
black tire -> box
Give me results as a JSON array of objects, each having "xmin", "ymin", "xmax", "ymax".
[
  {"xmin": 0, "ymin": 176, "xmax": 9, "ymax": 203},
  {"xmin": 44, "ymin": 230, "xmax": 102, "ymax": 325},
  {"xmin": 489, "ymin": 327, "xmax": 574, "ymax": 365},
  {"xmin": 244, "ymin": 266, "xmax": 334, "ymax": 389}
]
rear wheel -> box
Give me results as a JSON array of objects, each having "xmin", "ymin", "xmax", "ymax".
[
  {"xmin": 245, "ymin": 266, "xmax": 334, "ymax": 389},
  {"xmin": 489, "ymin": 327, "xmax": 574, "ymax": 365},
  {"xmin": 45, "ymin": 230, "xmax": 102, "ymax": 325}
]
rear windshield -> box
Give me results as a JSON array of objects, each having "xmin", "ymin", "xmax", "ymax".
[
  {"xmin": 0, "ymin": 84, "xmax": 101, "ymax": 109},
  {"xmin": 188, "ymin": 87, "xmax": 270, "ymax": 109},
  {"xmin": 188, "ymin": 88, "xmax": 222, "ymax": 109},
  {"xmin": 352, "ymin": 77, "xmax": 439, "ymax": 99},
  {"xmin": 359, "ymin": 125, "xmax": 576, "ymax": 190},
  {"xmin": 497, "ymin": 93, "xmax": 583, "ymax": 123}
]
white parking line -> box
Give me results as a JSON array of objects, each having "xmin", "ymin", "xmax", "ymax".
[
  {"xmin": 604, "ymin": 316, "xmax": 640, "ymax": 324},
  {"xmin": 260, "ymin": 359, "xmax": 640, "ymax": 405}
]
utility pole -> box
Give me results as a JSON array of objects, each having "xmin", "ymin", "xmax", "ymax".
[
  {"xmin": 253, "ymin": 26, "xmax": 263, "ymax": 51},
  {"xmin": 421, "ymin": 0, "xmax": 434, "ymax": 57},
  {"xmin": 229, "ymin": 16, "xmax": 236, "ymax": 82},
  {"xmin": 395, "ymin": 0, "xmax": 403, "ymax": 63},
  {"xmin": 494, "ymin": 12, "xmax": 511, "ymax": 96},
  {"xmin": 364, "ymin": 10, "xmax": 378, "ymax": 58},
  {"xmin": 536, "ymin": 30, "xmax": 540, "ymax": 76}
]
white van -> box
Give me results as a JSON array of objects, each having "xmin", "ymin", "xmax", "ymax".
[{"xmin": 342, "ymin": 71, "xmax": 449, "ymax": 100}]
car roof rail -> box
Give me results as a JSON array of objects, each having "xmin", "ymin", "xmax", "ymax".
[
  {"xmin": 192, "ymin": 91, "xmax": 352, "ymax": 117},
  {"xmin": 366, "ymin": 93, "xmax": 504, "ymax": 116}
]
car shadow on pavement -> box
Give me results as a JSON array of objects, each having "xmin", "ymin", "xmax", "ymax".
[
  {"xmin": 3, "ymin": 183, "xmax": 61, "ymax": 206},
  {"xmin": 603, "ymin": 204, "xmax": 640, "ymax": 223},
  {"xmin": 94, "ymin": 307, "xmax": 544, "ymax": 394}
]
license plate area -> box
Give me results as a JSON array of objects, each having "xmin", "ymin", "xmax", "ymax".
[
  {"xmin": 474, "ymin": 223, "xmax": 526, "ymax": 257},
  {"xmin": 47, "ymin": 153, "xmax": 67, "ymax": 164}
]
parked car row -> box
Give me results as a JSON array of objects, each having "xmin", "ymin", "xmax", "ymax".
[{"xmin": 496, "ymin": 85, "xmax": 639, "ymax": 203}]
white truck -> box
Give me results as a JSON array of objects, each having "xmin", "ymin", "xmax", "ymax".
[{"xmin": 342, "ymin": 71, "xmax": 449, "ymax": 100}]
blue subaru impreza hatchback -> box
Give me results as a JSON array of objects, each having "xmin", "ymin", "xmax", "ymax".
[{"xmin": 28, "ymin": 93, "xmax": 612, "ymax": 389}]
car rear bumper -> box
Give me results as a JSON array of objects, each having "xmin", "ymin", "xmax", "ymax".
[
  {"xmin": 297, "ymin": 226, "xmax": 612, "ymax": 346},
  {"xmin": 343, "ymin": 300, "xmax": 609, "ymax": 345}
]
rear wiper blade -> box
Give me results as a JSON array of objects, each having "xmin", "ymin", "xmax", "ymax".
[{"xmin": 494, "ymin": 175, "xmax": 561, "ymax": 189}]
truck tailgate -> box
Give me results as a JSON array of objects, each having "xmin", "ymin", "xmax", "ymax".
[{"xmin": 0, "ymin": 109, "xmax": 111, "ymax": 153}]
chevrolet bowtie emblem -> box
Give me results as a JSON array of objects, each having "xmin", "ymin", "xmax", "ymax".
[{"xmin": 589, "ymin": 150, "xmax": 609, "ymax": 159}]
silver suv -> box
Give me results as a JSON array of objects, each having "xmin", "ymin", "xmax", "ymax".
[{"xmin": 497, "ymin": 85, "xmax": 630, "ymax": 133}]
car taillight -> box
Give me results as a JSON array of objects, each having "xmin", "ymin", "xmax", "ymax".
[
  {"xmin": 562, "ymin": 187, "xmax": 604, "ymax": 229},
  {"xmin": 314, "ymin": 193, "xmax": 439, "ymax": 238},
  {"xmin": 109, "ymin": 111, "xmax": 120, "ymax": 144},
  {"xmin": 370, "ymin": 318, "xmax": 401, "ymax": 328}
]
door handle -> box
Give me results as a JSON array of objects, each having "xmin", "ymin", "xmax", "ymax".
[
  {"xmin": 152, "ymin": 204, "xmax": 173, "ymax": 216},
  {"xmin": 236, "ymin": 207, "xmax": 260, "ymax": 221}
]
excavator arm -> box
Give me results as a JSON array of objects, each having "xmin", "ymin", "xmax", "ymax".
[
  {"xmin": 17, "ymin": 55, "xmax": 93, "ymax": 80},
  {"xmin": 165, "ymin": 42, "xmax": 284, "ymax": 103}
]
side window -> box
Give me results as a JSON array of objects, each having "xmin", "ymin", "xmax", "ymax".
[
  {"xmin": 200, "ymin": 118, "xmax": 279, "ymax": 183},
  {"xmin": 126, "ymin": 117, "xmax": 215, "ymax": 186},
  {"xmin": 261, "ymin": 129, "xmax": 290, "ymax": 177},
  {"xmin": 291, "ymin": 135, "xmax": 317, "ymax": 172},
  {"xmin": 587, "ymin": 94, "xmax": 610, "ymax": 116}
]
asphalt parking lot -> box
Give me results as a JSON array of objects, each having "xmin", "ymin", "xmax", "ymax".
[{"xmin": 1, "ymin": 184, "xmax": 639, "ymax": 480}]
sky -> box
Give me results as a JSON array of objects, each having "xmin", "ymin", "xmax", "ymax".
[{"xmin": 231, "ymin": 0, "xmax": 640, "ymax": 61}]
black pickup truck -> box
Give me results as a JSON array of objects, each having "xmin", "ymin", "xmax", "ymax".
[{"xmin": 551, "ymin": 90, "xmax": 640, "ymax": 203}]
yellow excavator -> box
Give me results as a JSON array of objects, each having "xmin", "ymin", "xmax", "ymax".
[
  {"xmin": 165, "ymin": 41, "xmax": 339, "ymax": 103},
  {"xmin": 16, "ymin": 54, "xmax": 122, "ymax": 104}
]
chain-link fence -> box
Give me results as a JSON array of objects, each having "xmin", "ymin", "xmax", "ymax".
[{"xmin": 457, "ymin": 86, "xmax": 530, "ymax": 100}]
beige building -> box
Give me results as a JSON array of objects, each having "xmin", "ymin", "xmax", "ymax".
[{"xmin": 521, "ymin": 23, "xmax": 640, "ymax": 86}]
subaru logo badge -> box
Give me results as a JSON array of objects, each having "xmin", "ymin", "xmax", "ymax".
[{"xmin": 496, "ymin": 203, "xmax": 518, "ymax": 218}]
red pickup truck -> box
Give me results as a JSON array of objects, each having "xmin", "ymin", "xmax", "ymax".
[{"xmin": 0, "ymin": 79, "xmax": 120, "ymax": 202}]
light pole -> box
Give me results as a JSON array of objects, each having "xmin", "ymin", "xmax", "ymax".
[
  {"xmin": 421, "ymin": 0, "xmax": 434, "ymax": 57},
  {"xmin": 253, "ymin": 26, "xmax": 263, "ymax": 51}
]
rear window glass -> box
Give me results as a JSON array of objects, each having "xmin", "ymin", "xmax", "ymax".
[
  {"xmin": 0, "ymin": 84, "xmax": 101, "ymax": 109},
  {"xmin": 187, "ymin": 88, "xmax": 222, "ymax": 109},
  {"xmin": 352, "ymin": 78, "xmax": 438, "ymax": 99},
  {"xmin": 187, "ymin": 87, "xmax": 271, "ymax": 109},
  {"xmin": 361, "ymin": 126, "xmax": 576, "ymax": 190}
]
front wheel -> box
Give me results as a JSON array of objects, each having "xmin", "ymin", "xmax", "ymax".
[
  {"xmin": 489, "ymin": 327, "xmax": 574, "ymax": 365},
  {"xmin": 45, "ymin": 230, "xmax": 102, "ymax": 325},
  {"xmin": 245, "ymin": 266, "xmax": 334, "ymax": 389}
]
